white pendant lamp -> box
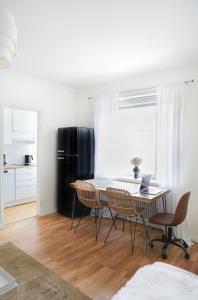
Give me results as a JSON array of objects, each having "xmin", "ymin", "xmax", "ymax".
[{"xmin": 0, "ymin": 10, "xmax": 17, "ymax": 69}]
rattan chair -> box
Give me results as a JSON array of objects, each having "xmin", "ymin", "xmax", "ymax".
[
  {"xmin": 105, "ymin": 187, "xmax": 149, "ymax": 255},
  {"xmin": 74, "ymin": 181, "xmax": 116, "ymax": 241}
]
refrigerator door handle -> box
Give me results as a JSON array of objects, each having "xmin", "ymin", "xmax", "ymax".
[
  {"xmin": 58, "ymin": 150, "xmax": 64, "ymax": 153},
  {"xmin": 57, "ymin": 157, "xmax": 65, "ymax": 160},
  {"xmin": 63, "ymin": 154, "xmax": 79, "ymax": 157}
]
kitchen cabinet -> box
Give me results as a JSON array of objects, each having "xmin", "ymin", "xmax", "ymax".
[
  {"xmin": 3, "ymin": 169, "xmax": 15, "ymax": 207},
  {"xmin": 13, "ymin": 109, "xmax": 37, "ymax": 133},
  {"xmin": 12, "ymin": 131, "xmax": 36, "ymax": 142},
  {"xmin": 16, "ymin": 167, "xmax": 37, "ymax": 200},
  {"xmin": 3, "ymin": 167, "xmax": 37, "ymax": 206},
  {"xmin": 4, "ymin": 108, "xmax": 37, "ymax": 143},
  {"xmin": 16, "ymin": 185, "xmax": 37, "ymax": 201},
  {"xmin": 4, "ymin": 108, "xmax": 12, "ymax": 145}
]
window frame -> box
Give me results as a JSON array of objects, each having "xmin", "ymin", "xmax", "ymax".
[{"xmin": 117, "ymin": 88, "xmax": 158, "ymax": 179}]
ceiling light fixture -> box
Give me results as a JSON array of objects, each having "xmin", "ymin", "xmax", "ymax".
[{"xmin": 0, "ymin": 10, "xmax": 17, "ymax": 69}]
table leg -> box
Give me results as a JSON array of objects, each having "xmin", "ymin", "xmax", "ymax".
[
  {"xmin": 162, "ymin": 195, "xmax": 167, "ymax": 212},
  {"xmin": 147, "ymin": 204, "xmax": 152, "ymax": 242},
  {"xmin": 71, "ymin": 190, "xmax": 76, "ymax": 229}
]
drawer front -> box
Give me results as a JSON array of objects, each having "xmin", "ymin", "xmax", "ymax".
[
  {"xmin": 24, "ymin": 177, "xmax": 37, "ymax": 185},
  {"xmin": 16, "ymin": 173, "xmax": 37, "ymax": 182},
  {"xmin": 16, "ymin": 177, "xmax": 37, "ymax": 187},
  {"xmin": 16, "ymin": 185, "xmax": 37, "ymax": 200},
  {"xmin": 16, "ymin": 167, "xmax": 36, "ymax": 175},
  {"xmin": 26, "ymin": 167, "xmax": 36, "ymax": 173}
]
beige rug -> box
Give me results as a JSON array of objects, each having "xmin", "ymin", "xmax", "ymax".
[{"xmin": 0, "ymin": 243, "xmax": 92, "ymax": 300}]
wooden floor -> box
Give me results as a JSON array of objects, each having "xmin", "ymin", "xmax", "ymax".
[
  {"xmin": 0, "ymin": 214, "xmax": 197, "ymax": 300},
  {"xmin": 4, "ymin": 201, "xmax": 37, "ymax": 224}
]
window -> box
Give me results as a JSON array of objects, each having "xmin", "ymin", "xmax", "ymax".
[{"xmin": 98, "ymin": 88, "xmax": 157, "ymax": 179}]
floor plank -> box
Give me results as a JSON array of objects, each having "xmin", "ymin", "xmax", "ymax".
[
  {"xmin": 0, "ymin": 214, "xmax": 197, "ymax": 300},
  {"xmin": 4, "ymin": 201, "xmax": 37, "ymax": 224}
]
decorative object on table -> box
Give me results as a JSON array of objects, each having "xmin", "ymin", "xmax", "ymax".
[
  {"xmin": 130, "ymin": 157, "xmax": 142, "ymax": 179},
  {"xmin": 0, "ymin": 9, "xmax": 18, "ymax": 68},
  {"xmin": 0, "ymin": 243, "xmax": 91, "ymax": 300}
]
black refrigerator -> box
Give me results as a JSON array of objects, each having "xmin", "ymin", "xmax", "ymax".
[{"xmin": 57, "ymin": 127, "xmax": 94, "ymax": 217}]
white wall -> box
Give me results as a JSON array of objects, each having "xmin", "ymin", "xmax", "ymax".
[
  {"xmin": 0, "ymin": 70, "xmax": 77, "ymax": 216},
  {"xmin": 4, "ymin": 143, "xmax": 37, "ymax": 165},
  {"xmin": 77, "ymin": 63, "xmax": 198, "ymax": 242}
]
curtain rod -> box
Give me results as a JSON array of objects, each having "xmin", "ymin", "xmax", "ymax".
[{"xmin": 88, "ymin": 79, "xmax": 195, "ymax": 100}]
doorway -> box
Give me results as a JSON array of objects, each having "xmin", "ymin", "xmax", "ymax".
[{"xmin": 1, "ymin": 106, "xmax": 40, "ymax": 225}]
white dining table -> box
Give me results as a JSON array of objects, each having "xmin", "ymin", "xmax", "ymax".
[{"xmin": 70, "ymin": 178, "xmax": 170, "ymax": 229}]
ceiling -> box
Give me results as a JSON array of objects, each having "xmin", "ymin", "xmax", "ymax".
[{"xmin": 1, "ymin": 0, "xmax": 198, "ymax": 88}]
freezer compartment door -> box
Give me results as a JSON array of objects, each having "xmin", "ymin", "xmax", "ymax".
[
  {"xmin": 57, "ymin": 127, "xmax": 77, "ymax": 155},
  {"xmin": 77, "ymin": 127, "xmax": 94, "ymax": 179},
  {"xmin": 77, "ymin": 128, "xmax": 89, "ymax": 179}
]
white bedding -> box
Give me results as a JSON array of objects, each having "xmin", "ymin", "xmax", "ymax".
[{"xmin": 112, "ymin": 262, "xmax": 198, "ymax": 300}]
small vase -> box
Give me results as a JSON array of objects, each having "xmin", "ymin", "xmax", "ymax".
[{"xmin": 133, "ymin": 166, "xmax": 140, "ymax": 179}]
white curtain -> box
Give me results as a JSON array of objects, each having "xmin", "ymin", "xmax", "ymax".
[
  {"xmin": 94, "ymin": 94, "xmax": 118, "ymax": 179},
  {"xmin": 157, "ymin": 84, "xmax": 191, "ymax": 243}
]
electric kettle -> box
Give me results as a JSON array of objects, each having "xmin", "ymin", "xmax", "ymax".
[{"xmin": 24, "ymin": 155, "xmax": 33, "ymax": 165}]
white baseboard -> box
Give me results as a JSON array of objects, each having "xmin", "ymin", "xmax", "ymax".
[{"xmin": 4, "ymin": 198, "xmax": 37, "ymax": 208}]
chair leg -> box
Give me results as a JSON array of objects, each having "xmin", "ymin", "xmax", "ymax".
[
  {"xmin": 131, "ymin": 215, "xmax": 137, "ymax": 254},
  {"xmin": 150, "ymin": 225, "xmax": 190, "ymax": 260},
  {"xmin": 142, "ymin": 215, "xmax": 149, "ymax": 238},
  {"xmin": 141, "ymin": 214, "xmax": 149, "ymax": 257},
  {"xmin": 177, "ymin": 239, "xmax": 189, "ymax": 248},
  {"xmin": 95, "ymin": 207, "xmax": 103, "ymax": 241},
  {"xmin": 109, "ymin": 207, "xmax": 117, "ymax": 230},
  {"xmin": 94, "ymin": 208, "xmax": 97, "ymax": 223},
  {"xmin": 149, "ymin": 220, "xmax": 152, "ymax": 241},
  {"xmin": 123, "ymin": 216, "xmax": 126, "ymax": 231},
  {"xmin": 95, "ymin": 208, "xmax": 98, "ymax": 238},
  {"xmin": 129, "ymin": 217, "xmax": 133, "ymax": 254},
  {"xmin": 104, "ymin": 214, "xmax": 117, "ymax": 243},
  {"xmin": 171, "ymin": 242, "xmax": 190, "ymax": 259},
  {"xmin": 150, "ymin": 238, "xmax": 165, "ymax": 248},
  {"xmin": 161, "ymin": 242, "xmax": 170, "ymax": 259},
  {"xmin": 71, "ymin": 190, "xmax": 76, "ymax": 229},
  {"xmin": 74, "ymin": 206, "xmax": 87, "ymax": 233}
]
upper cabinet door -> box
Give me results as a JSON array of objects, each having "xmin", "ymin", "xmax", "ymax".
[
  {"xmin": 13, "ymin": 109, "xmax": 37, "ymax": 134},
  {"xmin": 4, "ymin": 108, "xmax": 13, "ymax": 145}
]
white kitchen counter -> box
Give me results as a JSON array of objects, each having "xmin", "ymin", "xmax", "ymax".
[{"xmin": 4, "ymin": 164, "xmax": 37, "ymax": 170}]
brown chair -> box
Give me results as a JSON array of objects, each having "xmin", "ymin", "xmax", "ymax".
[
  {"xmin": 105, "ymin": 187, "xmax": 149, "ymax": 255},
  {"xmin": 74, "ymin": 181, "xmax": 116, "ymax": 241},
  {"xmin": 149, "ymin": 192, "xmax": 190, "ymax": 259}
]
